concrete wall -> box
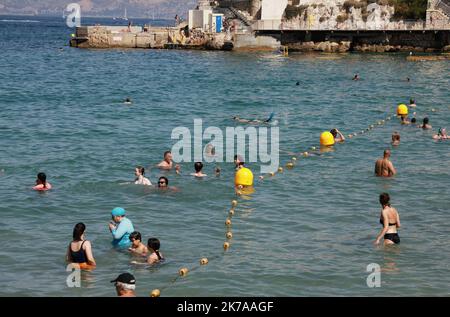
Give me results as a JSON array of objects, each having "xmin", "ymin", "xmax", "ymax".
[
  {"xmin": 233, "ymin": 33, "xmax": 281, "ymax": 49},
  {"xmin": 261, "ymin": 0, "xmax": 288, "ymax": 20},
  {"xmin": 189, "ymin": 9, "xmax": 213, "ymax": 30}
]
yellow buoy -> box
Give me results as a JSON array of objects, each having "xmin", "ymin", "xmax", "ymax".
[
  {"xmin": 397, "ymin": 104, "xmax": 408, "ymax": 115},
  {"xmin": 223, "ymin": 242, "xmax": 230, "ymax": 250},
  {"xmin": 286, "ymin": 162, "xmax": 294, "ymax": 169},
  {"xmin": 278, "ymin": 167, "xmax": 283, "ymax": 173},
  {"xmin": 311, "ymin": 146, "xmax": 317, "ymax": 151},
  {"xmin": 303, "ymin": 152, "xmax": 309, "ymax": 157},
  {"xmin": 432, "ymin": 108, "xmax": 436, "ymax": 112},
  {"xmin": 235, "ymin": 167, "xmax": 254, "ymax": 186},
  {"xmin": 320, "ymin": 131, "xmax": 335, "ymax": 146},
  {"xmin": 231, "ymin": 200, "xmax": 238, "ymax": 207},
  {"xmin": 229, "ymin": 209, "xmax": 235, "ymax": 216},
  {"xmin": 179, "ymin": 268, "xmax": 188, "ymax": 276},
  {"xmin": 269, "ymin": 172, "xmax": 275, "ymax": 176},
  {"xmin": 150, "ymin": 289, "xmax": 161, "ymax": 297},
  {"xmin": 292, "ymin": 157, "xmax": 297, "ymax": 161},
  {"xmin": 200, "ymin": 258, "xmax": 209, "ymax": 265},
  {"xmin": 226, "ymin": 232, "xmax": 233, "ymax": 239},
  {"xmin": 225, "ymin": 218, "xmax": 232, "ymax": 226}
]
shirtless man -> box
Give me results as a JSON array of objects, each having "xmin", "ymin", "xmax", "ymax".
[
  {"xmin": 157, "ymin": 151, "xmax": 180, "ymax": 173},
  {"xmin": 375, "ymin": 149, "xmax": 397, "ymax": 177}
]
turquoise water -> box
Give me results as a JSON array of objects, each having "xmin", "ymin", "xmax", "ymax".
[{"xmin": 0, "ymin": 16, "xmax": 449, "ymax": 297}]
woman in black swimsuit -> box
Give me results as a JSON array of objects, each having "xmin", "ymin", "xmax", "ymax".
[
  {"xmin": 66, "ymin": 223, "xmax": 96, "ymax": 269},
  {"xmin": 375, "ymin": 193, "xmax": 401, "ymax": 246}
]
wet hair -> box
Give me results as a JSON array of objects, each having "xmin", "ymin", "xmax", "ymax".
[
  {"xmin": 379, "ymin": 193, "xmax": 391, "ymax": 207},
  {"xmin": 383, "ymin": 149, "xmax": 391, "ymax": 157},
  {"xmin": 410, "ymin": 98, "xmax": 415, "ymax": 104},
  {"xmin": 194, "ymin": 162, "xmax": 203, "ymax": 173},
  {"xmin": 411, "ymin": 118, "xmax": 417, "ymax": 123},
  {"xmin": 392, "ymin": 132, "xmax": 400, "ymax": 141},
  {"xmin": 163, "ymin": 151, "xmax": 171, "ymax": 159},
  {"xmin": 129, "ymin": 231, "xmax": 142, "ymax": 242},
  {"xmin": 147, "ymin": 238, "xmax": 162, "ymax": 260},
  {"xmin": 422, "ymin": 117, "xmax": 429, "ymax": 126},
  {"xmin": 37, "ymin": 172, "xmax": 47, "ymax": 188},
  {"xmin": 73, "ymin": 223, "xmax": 86, "ymax": 241},
  {"xmin": 136, "ymin": 166, "xmax": 145, "ymax": 176},
  {"xmin": 158, "ymin": 176, "xmax": 169, "ymax": 186},
  {"xmin": 330, "ymin": 129, "xmax": 337, "ymax": 138}
]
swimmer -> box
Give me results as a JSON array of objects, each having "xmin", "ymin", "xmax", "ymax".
[
  {"xmin": 134, "ymin": 166, "xmax": 151, "ymax": 185},
  {"xmin": 409, "ymin": 98, "xmax": 416, "ymax": 108},
  {"xmin": 111, "ymin": 273, "xmax": 136, "ymax": 297},
  {"xmin": 191, "ymin": 162, "xmax": 207, "ymax": 178},
  {"xmin": 420, "ymin": 117, "xmax": 432, "ymax": 129},
  {"xmin": 330, "ymin": 128, "xmax": 346, "ymax": 143},
  {"xmin": 124, "ymin": 98, "xmax": 132, "ymax": 105},
  {"xmin": 157, "ymin": 151, "xmax": 180, "ymax": 172},
  {"xmin": 157, "ymin": 176, "xmax": 169, "ymax": 189},
  {"xmin": 352, "ymin": 74, "xmax": 360, "ymax": 81},
  {"xmin": 234, "ymin": 155, "xmax": 244, "ymax": 170},
  {"xmin": 33, "ymin": 172, "xmax": 52, "ymax": 191},
  {"xmin": 400, "ymin": 115, "xmax": 410, "ymax": 125},
  {"xmin": 232, "ymin": 112, "xmax": 275, "ymax": 125},
  {"xmin": 128, "ymin": 231, "xmax": 148, "ymax": 256},
  {"xmin": 296, "ymin": 81, "xmax": 300, "ymax": 86},
  {"xmin": 406, "ymin": 77, "xmax": 410, "ymax": 82},
  {"xmin": 215, "ymin": 166, "xmax": 221, "ymax": 176},
  {"xmin": 146, "ymin": 238, "xmax": 164, "ymax": 264},
  {"xmin": 109, "ymin": 207, "xmax": 135, "ymax": 248},
  {"xmin": 433, "ymin": 128, "xmax": 449, "ymax": 140},
  {"xmin": 391, "ymin": 132, "xmax": 400, "ymax": 146},
  {"xmin": 375, "ymin": 193, "xmax": 401, "ymax": 245},
  {"xmin": 375, "ymin": 149, "xmax": 397, "ymax": 177},
  {"xmin": 411, "ymin": 118, "xmax": 417, "ymax": 124},
  {"xmin": 66, "ymin": 223, "xmax": 96, "ymax": 269}
]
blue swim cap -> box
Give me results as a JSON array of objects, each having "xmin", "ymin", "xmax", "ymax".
[{"xmin": 111, "ymin": 207, "xmax": 126, "ymax": 216}]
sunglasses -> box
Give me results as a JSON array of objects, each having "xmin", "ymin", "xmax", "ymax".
[{"xmin": 158, "ymin": 181, "xmax": 166, "ymax": 184}]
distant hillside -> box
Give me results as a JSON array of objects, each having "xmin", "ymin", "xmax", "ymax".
[{"xmin": 0, "ymin": 0, "xmax": 198, "ymax": 18}]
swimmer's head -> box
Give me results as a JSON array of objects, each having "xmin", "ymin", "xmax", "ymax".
[
  {"xmin": 383, "ymin": 149, "xmax": 391, "ymax": 158},
  {"xmin": 163, "ymin": 151, "xmax": 172, "ymax": 161},
  {"xmin": 234, "ymin": 155, "xmax": 244, "ymax": 166},
  {"xmin": 194, "ymin": 162, "xmax": 203, "ymax": 173},
  {"xmin": 411, "ymin": 118, "xmax": 417, "ymax": 123},
  {"xmin": 111, "ymin": 207, "xmax": 126, "ymax": 222},
  {"xmin": 423, "ymin": 117, "xmax": 429, "ymax": 125},
  {"xmin": 36, "ymin": 172, "xmax": 47, "ymax": 185},
  {"xmin": 147, "ymin": 238, "xmax": 162, "ymax": 260},
  {"xmin": 73, "ymin": 223, "xmax": 86, "ymax": 241},
  {"xmin": 379, "ymin": 193, "xmax": 391, "ymax": 207},
  {"xmin": 392, "ymin": 132, "xmax": 400, "ymax": 141},
  {"xmin": 410, "ymin": 98, "xmax": 415, "ymax": 104},
  {"xmin": 158, "ymin": 176, "xmax": 168, "ymax": 188},
  {"xmin": 330, "ymin": 129, "xmax": 338, "ymax": 138},
  {"xmin": 129, "ymin": 231, "xmax": 142, "ymax": 246},
  {"xmin": 135, "ymin": 166, "xmax": 145, "ymax": 177},
  {"xmin": 438, "ymin": 128, "xmax": 446, "ymax": 136}
]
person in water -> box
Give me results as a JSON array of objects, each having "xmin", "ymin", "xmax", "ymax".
[
  {"xmin": 330, "ymin": 128, "xmax": 346, "ymax": 143},
  {"xmin": 111, "ymin": 273, "xmax": 136, "ymax": 297},
  {"xmin": 232, "ymin": 112, "xmax": 275, "ymax": 125},
  {"xmin": 400, "ymin": 115, "xmax": 410, "ymax": 125},
  {"xmin": 420, "ymin": 117, "xmax": 432, "ymax": 129},
  {"xmin": 352, "ymin": 74, "xmax": 360, "ymax": 80},
  {"xmin": 124, "ymin": 98, "xmax": 132, "ymax": 105},
  {"xmin": 157, "ymin": 151, "xmax": 180, "ymax": 173},
  {"xmin": 146, "ymin": 238, "xmax": 164, "ymax": 264},
  {"xmin": 234, "ymin": 155, "xmax": 244, "ymax": 170},
  {"xmin": 375, "ymin": 193, "xmax": 401, "ymax": 245},
  {"xmin": 109, "ymin": 207, "xmax": 135, "ymax": 248},
  {"xmin": 66, "ymin": 223, "xmax": 96, "ymax": 269},
  {"xmin": 433, "ymin": 127, "xmax": 449, "ymax": 140},
  {"xmin": 157, "ymin": 176, "xmax": 169, "ymax": 189},
  {"xmin": 391, "ymin": 132, "xmax": 401, "ymax": 146},
  {"xmin": 411, "ymin": 117, "xmax": 417, "ymax": 124},
  {"xmin": 134, "ymin": 166, "xmax": 151, "ymax": 185},
  {"xmin": 128, "ymin": 231, "xmax": 148, "ymax": 256},
  {"xmin": 375, "ymin": 149, "xmax": 397, "ymax": 177},
  {"xmin": 409, "ymin": 98, "xmax": 416, "ymax": 108},
  {"xmin": 192, "ymin": 162, "xmax": 207, "ymax": 177},
  {"xmin": 33, "ymin": 172, "xmax": 52, "ymax": 191}
]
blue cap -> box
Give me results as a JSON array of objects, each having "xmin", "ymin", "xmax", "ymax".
[{"xmin": 111, "ymin": 207, "xmax": 126, "ymax": 216}]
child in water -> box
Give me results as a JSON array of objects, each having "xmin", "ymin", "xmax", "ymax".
[
  {"xmin": 128, "ymin": 232, "xmax": 148, "ymax": 256},
  {"xmin": 33, "ymin": 172, "xmax": 52, "ymax": 191},
  {"xmin": 147, "ymin": 238, "xmax": 164, "ymax": 264}
]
